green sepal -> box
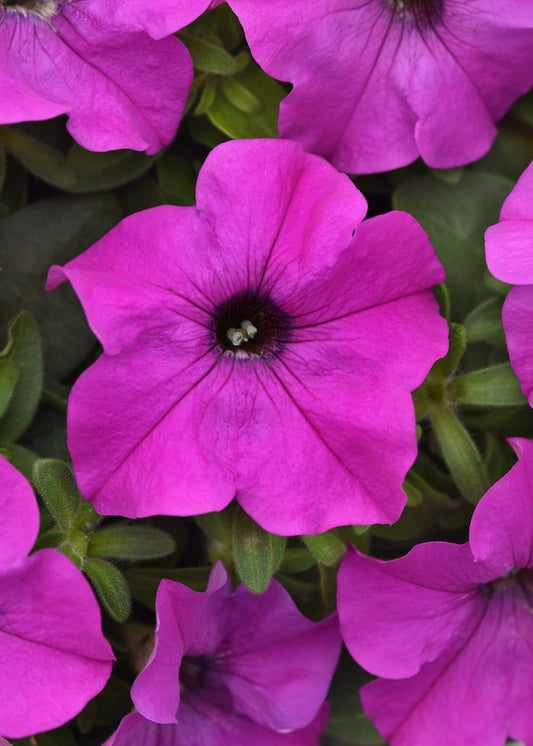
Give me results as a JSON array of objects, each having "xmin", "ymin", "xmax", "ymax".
[
  {"xmin": 84, "ymin": 558, "xmax": 132, "ymax": 622},
  {"xmin": 88, "ymin": 525, "xmax": 176, "ymax": 560},
  {"xmin": 301, "ymin": 531, "xmax": 346, "ymax": 567},
  {"xmin": 180, "ymin": 33, "xmax": 237, "ymax": 75},
  {"xmin": 33, "ymin": 458, "xmax": 82, "ymax": 531},
  {"xmin": 431, "ymin": 404, "xmax": 490, "ymax": 504},
  {"xmin": 0, "ymin": 312, "xmax": 42, "ymax": 442},
  {"xmin": 233, "ymin": 505, "xmax": 286, "ymax": 593},
  {"xmin": 448, "ymin": 363, "xmax": 527, "ymax": 406},
  {"xmin": 218, "ymin": 77, "xmax": 261, "ymax": 114}
]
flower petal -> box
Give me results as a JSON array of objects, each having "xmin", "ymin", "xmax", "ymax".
[
  {"xmin": 0, "ymin": 455, "xmax": 39, "ymax": 570},
  {"xmin": 485, "ymin": 221, "xmax": 533, "ymax": 284},
  {"xmin": 361, "ymin": 578, "xmax": 533, "ymax": 746},
  {"xmin": 469, "ymin": 438, "xmax": 533, "ymax": 570},
  {"xmin": 337, "ymin": 542, "xmax": 493, "ymax": 679},
  {"xmin": 1, "ymin": 8, "xmax": 191, "ymax": 153},
  {"xmin": 0, "ymin": 549, "xmax": 112, "ymax": 738}
]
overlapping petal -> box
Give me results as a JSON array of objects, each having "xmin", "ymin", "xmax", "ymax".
[
  {"xmin": 0, "ymin": 455, "xmax": 39, "ymax": 568},
  {"xmin": 227, "ymin": 0, "xmax": 533, "ymax": 173},
  {"xmin": 0, "ymin": 2, "xmax": 192, "ymax": 153}
]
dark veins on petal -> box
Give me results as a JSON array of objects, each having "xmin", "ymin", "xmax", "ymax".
[
  {"xmin": 213, "ymin": 289, "xmax": 291, "ymax": 358},
  {"xmin": 0, "ymin": 0, "xmax": 59, "ymax": 19},
  {"xmin": 487, "ymin": 567, "xmax": 533, "ymax": 607},
  {"xmin": 381, "ymin": 0, "xmax": 444, "ymax": 28}
]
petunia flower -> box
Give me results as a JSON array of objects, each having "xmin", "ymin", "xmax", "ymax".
[
  {"xmin": 485, "ymin": 159, "xmax": 533, "ymax": 406},
  {"xmin": 46, "ymin": 138, "xmax": 447, "ymax": 535},
  {"xmin": 337, "ymin": 437, "xmax": 533, "ymax": 746},
  {"xmin": 225, "ymin": 0, "xmax": 533, "ymax": 174},
  {"xmin": 0, "ymin": 454, "xmax": 113, "ymax": 739},
  {"xmin": 0, "ymin": 0, "xmax": 205, "ymax": 153},
  {"xmin": 103, "ymin": 562, "xmax": 339, "ymax": 745}
]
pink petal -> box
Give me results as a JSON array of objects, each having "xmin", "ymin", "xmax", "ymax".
[
  {"xmin": 101, "ymin": 0, "xmax": 214, "ymax": 39},
  {"xmin": 499, "ymin": 160, "xmax": 533, "ymax": 222},
  {"xmin": 0, "ymin": 455, "xmax": 39, "ymax": 569},
  {"xmin": 361, "ymin": 575, "xmax": 533, "ymax": 746},
  {"xmin": 469, "ymin": 438, "xmax": 533, "ymax": 570},
  {"xmin": 502, "ymin": 286, "xmax": 533, "ymax": 406},
  {"xmin": 485, "ymin": 221, "xmax": 533, "ymax": 284},
  {"xmin": 104, "ymin": 705, "xmax": 328, "ymax": 746},
  {"xmin": 1, "ymin": 7, "xmax": 192, "ymax": 153},
  {"xmin": 195, "ymin": 139, "xmax": 367, "ymax": 294},
  {"xmin": 337, "ymin": 543, "xmax": 492, "ymax": 679},
  {"xmin": 0, "ymin": 550, "xmax": 112, "ymax": 738}
]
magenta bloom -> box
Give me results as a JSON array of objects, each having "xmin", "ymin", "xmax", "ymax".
[
  {"xmin": 0, "ymin": 0, "xmax": 201, "ymax": 153},
  {"xmin": 104, "ymin": 562, "xmax": 339, "ymax": 745},
  {"xmin": 47, "ymin": 139, "xmax": 447, "ymax": 534},
  {"xmin": 485, "ymin": 160, "xmax": 533, "ymax": 405},
  {"xmin": 337, "ymin": 437, "xmax": 533, "ymax": 746},
  {"xmin": 0, "ymin": 454, "xmax": 113, "ymax": 739},
  {"xmin": 227, "ymin": 0, "xmax": 533, "ymax": 174}
]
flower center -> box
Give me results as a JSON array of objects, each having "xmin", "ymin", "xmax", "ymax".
[
  {"xmin": 488, "ymin": 567, "xmax": 533, "ymax": 605},
  {"xmin": 214, "ymin": 291, "xmax": 290, "ymax": 357},
  {"xmin": 383, "ymin": 0, "xmax": 443, "ymax": 27},
  {"xmin": 0, "ymin": 0, "xmax": 59, "ymax": 19}
]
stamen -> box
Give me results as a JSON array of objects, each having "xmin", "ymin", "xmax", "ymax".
[
  {"xmin": 227, "ymin": 328, "xmax": 245, "ymax": 347},
  {"xmin": 241, "ymin": 320, "xmax": 257, "ymax": 339}
]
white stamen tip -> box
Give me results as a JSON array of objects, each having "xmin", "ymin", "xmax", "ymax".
[
  {"xmin": 227, "ymin": 328, "xmax": 245, "ymax": 347},
  {"xmin": 241, "ymin": 320, "xmax": 257, "ymax": 339}
]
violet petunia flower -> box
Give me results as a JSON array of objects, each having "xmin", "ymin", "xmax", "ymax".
[
  {"xmin": 0, "ymin": 0, "xmax": 202, "ymax": 153},
  {"xmin": 226, "ymin": 0, "xmax": 533, "ymax": 174},
  {"xmin": 337, "ymin": 437, "xmax": 533, "ymax": 746},
  {"xmin": 0, "ymin": 454, "xmax": 113, "ymax": 739},
  {"xmin": 485, "ymin": 159, "xmax": 533, "ymax": 406},
  {"xmin": 104, "ymin": 562, "xmax": 339, "ymax": 745},
  {"xmin": 47, "ymin": 138, "xmax": 447, "ymax": 535}
]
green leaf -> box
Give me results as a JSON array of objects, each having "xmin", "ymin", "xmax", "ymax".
[
  {"xmin": 0, "ymin": 358, "xmax": 18, "ymax": 418},
  {"xmin": 0, "ymin": 312, "xmax": 42, "ymax": 442},
  {"xmin": 33, "ymin": 459, "xmax": 82, "ymax": 531},
  {"xmin": 464, "ymin": 297, "xmax": 506, "ymax": 348},
  {"xmin": 0, "ymin": 443, "xmax": 37, "ymax": 481},
  {"xmin": 0, "ymin": 126, "xmax": 156, "ymax": 193},
  {"xmin": 233, "ymin": 506, "xmax": 286, "ymax": 593},
  {"xmin": 449, "ymin": 363, "xmax": 527, "ymax": 406},
  {"xmin": 278, "ymin": 547, "xmax": 316, "ymax": 574},
  {"xmin": 157, "ymin": 149, "xmax": 199, "ymax": 206},
  {"xmin": 431, "ymin": 405, "xmax": 490, "ymax": 503},
  {"xmin": 84, "ymin": 559, "xmax": 132, "ymax": 622},
  {"xmin": 393, "ymin": 171, "xmax": 513, "ymax": 320},
  {"xmin": 181, "ymin": 34, "xmax": 237, "ymax": 75},
  {"xmin": 0, "ymin": 194, "xmax": 121, "ymax": 382},
  {"xmin": 206, "ymin": 61, "xmax": 284, "ymax": 140},
  {"xmin": 302, "ymin": 531, "xmax": 346, "ymax": 566},
  {"xmin": 88, "ymin": 525, "xmax": 176, "ymax": 560}
]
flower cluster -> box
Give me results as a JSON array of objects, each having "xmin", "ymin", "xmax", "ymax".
[{"xmin": 1, "ymin": 0, "xmax": 533, "ymax": 745}]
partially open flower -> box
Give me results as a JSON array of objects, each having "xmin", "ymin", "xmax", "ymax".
[
  {"xmin": 337, "ymin": 437, "xmax": 533, "ymax": 746},
  {"xmin": 226, "ymin": 0, "xmax": 533, "ymax": 173},
  {"xmin": 0, "ymin": 0, "xmax": 203, "ymax": 153},
  {"xmin": 0, "ymin": 454, "xmax": 113, "ymax": 739},
  {"xmin": 47, "ymin": 138, "xmax": 447, "ymax": 534},
  {"xmin": 104, "ymin": 562, "xmax": 339, "ymax": 745}
]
